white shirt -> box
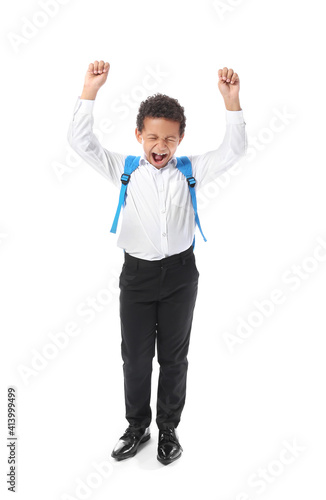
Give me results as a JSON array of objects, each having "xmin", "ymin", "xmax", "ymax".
[{"xmin": 67, "ymin": 97, "xmax": 247, "ymax": 260}]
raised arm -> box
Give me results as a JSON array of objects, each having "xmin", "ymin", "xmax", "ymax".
[
  {"xmin": 67, "ymin": 60, "xmax": 125, "ymax": 186},
  {"xmin": 191, "ymin": 67, "xmax": 247, "ymax": 190}
]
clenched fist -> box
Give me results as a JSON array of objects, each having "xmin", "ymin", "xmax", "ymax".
[
  {"xmin": 81, "ymin": 60, "xmax": 110, "ymax": 100},
  {"xmin": 218, "ymin": 67, "xmax": 241, "ymax": 109}
]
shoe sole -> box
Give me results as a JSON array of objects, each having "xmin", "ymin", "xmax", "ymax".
[
  {"xmin": 157, "ymin": 452, "xmax": 182, "ymax": 466},
  {"xmin": 111, "ymin": 433, "xmax": 151, "ymax": 461}
]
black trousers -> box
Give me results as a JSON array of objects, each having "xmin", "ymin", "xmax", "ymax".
[{"xmin": 118, "ymin": 245, "xmax": 199, "ymax": 431}]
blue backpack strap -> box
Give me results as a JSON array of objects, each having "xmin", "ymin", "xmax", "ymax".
[
  {"xmin": 110, "ymin": 155, "xmax": 141, "ymax": 233},
  {"xmin": 176, "ymin": 156, "xmax": 207, "ymax": 247}
]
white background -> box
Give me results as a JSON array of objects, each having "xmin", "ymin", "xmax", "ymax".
[{"xmin": 1, "ymin": 0, "xmax": 326, "ymax": 499}]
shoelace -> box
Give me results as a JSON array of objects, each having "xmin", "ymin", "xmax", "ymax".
[
  {"xmin": 159, "ymin": 428, "xmax": 178, "ymax": 444},
  {"xmin": 123, "ymin": 427, "xmax": 145, "ymax": 439}
]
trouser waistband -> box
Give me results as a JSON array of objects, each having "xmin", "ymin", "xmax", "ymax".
[{"xmin": 124, "ymin": 245, "xmax": 194, "ymax": 270}]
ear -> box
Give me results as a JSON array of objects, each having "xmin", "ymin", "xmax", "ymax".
[
  {"xmin": 135, "ymin": 128, "xmax": 143, "ymax": 145},
  {"xmin": 178, "ymin": 133, "xmax": 185, "ymax": 145}
]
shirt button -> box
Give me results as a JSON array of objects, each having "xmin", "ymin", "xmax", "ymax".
[
  {"xmin": 161, "ymin": 209, "xmax": 166, "ymax": 213},
  {"xmin": 162, "ymin": 232, "xmax": 166, "ymax": 237}
]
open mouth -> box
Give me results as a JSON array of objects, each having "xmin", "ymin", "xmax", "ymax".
[{"xmin": 152, "ymin": 153, "xmax": 168, "ymax": 165}]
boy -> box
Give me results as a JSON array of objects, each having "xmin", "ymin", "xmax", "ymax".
[{"xmin": 67, "ymin": 60, "xmax": 247, "ymax": 465}]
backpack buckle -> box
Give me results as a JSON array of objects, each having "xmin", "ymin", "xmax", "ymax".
[
  {"xmin": 187, "ymin": 176, "xmax": 196, "ymax": 187},
  {"xmin": 121, "ymin": 173, "xmax": 130, "ymax": 185}
]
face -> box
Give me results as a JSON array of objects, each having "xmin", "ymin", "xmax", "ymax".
[{"xmin": 135, "ymin": 117, "xmax": 184, "ymax": 169}]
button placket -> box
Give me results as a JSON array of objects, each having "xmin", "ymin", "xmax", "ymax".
[{"xmin": 157, "ymin": 169, "xmax": 168, "ymax": 254}]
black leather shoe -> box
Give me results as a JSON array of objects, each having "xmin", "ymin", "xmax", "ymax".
[
  {"xmin": 157, "ymin": 427, "xmax": 183, "ymax": 465},
  {"xmin": 111, "ymin": 426, "xmax": 150, "ymax": 461}
]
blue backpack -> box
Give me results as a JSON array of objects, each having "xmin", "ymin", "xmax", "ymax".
[{"xmin": 110, "ymin": 155, "xmax": 207, "ymax": 250}]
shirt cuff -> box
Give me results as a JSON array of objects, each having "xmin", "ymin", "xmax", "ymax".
[
  {"xmin": 75, "ymin": 96, "xmax": 96, "ymax": 113},
  {"xmin": 225, "ymin": 108, "xmax": 245, "ymax": 124}
]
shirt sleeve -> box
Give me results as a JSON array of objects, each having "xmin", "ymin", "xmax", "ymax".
[
  {"xmin": 189, "ymin": 109, "xmax": 248, "ymax": 191},
  {"xmin": 67, "ymin": 97, "xmax": 125, "ymax": 187}
]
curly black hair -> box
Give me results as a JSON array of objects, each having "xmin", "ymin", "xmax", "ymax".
[{"xmin": 136, "ymin": 93, "xmax": 186, "ymax": 137}]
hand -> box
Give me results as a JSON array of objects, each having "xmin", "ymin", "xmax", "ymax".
[
  {"xmin": 218, "ymin": 67, "xmax": 240, "ymax": 101},
  {"xmin": 81, "ymin": 60, "xmax": 110, "ymax": 99}
]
